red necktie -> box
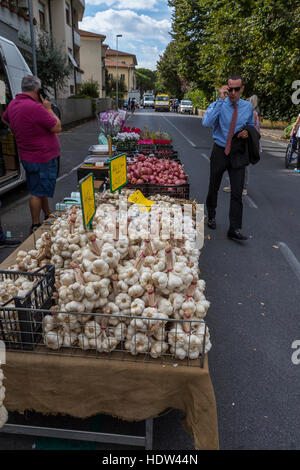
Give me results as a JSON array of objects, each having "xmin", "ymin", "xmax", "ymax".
[{"xmin": 225, "ymin": 103, "xmax": 238, "ymax": 156}]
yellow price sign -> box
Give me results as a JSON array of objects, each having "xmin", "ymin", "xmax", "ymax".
[
  {"xmin": 128, "ymin": 190, "xmax": 154, "ymax": 212},
  {"xmin": 109, "ymin": 153, "xmax": 127, "ymax": 193},
  {"xmin": 79, "ymin": 173, "xmax": 96, "ymax": 229}
]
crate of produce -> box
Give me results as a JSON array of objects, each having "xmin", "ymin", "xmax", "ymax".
[
  {"xmin": 115, "ymin": 141, "xmax": 138, "ymax": 152},
  {"xmin": 156, "ymin": 149, "xmax": 179, "ymax": 160},
  {"xmin": 126, "ymin": 180, "xmax": 189, "ymax": 200},
  {"xmin": 0, "ymin": 264, "xmax": 55, "ymax": 351}
]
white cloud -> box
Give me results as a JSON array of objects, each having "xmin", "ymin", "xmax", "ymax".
[
  {"xmin": 85, "ymin": 0, "xmax": 159, "ymax": 9},
  {"xmin": 80, "ymin": 9, "xmax": 171, "ymax": 45}
]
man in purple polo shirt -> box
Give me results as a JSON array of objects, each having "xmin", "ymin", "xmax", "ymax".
[{"xmin": 2, "ymin": 75, "xmax": 61, "ymax": 232}]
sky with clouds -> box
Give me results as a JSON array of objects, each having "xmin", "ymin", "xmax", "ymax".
[{"xmin": 79, "ymin": 0, "xmax": 172, "ymax": 70}]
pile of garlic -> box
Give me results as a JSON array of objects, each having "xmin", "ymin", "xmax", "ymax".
[
  {"xmin": 9, "ymin": 196, "xmax": 212, "ymax": 361},
  {"xmin": 0, "ymin": 367, "xmax": 7, "ymax": 429}
]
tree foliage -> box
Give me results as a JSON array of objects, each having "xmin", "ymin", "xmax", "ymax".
[
  {"xmin": 79, "ymin": 79, "xmax": 100, "ymax": 98},
  {"xmin": 105, "ymin": 71, "xmax": 127, "ymax": 99},
  {"xmin": 35, "ymin": 32, "xmax": 72, "ymax": 94},
  {"xmin": 155, "ymin": 42, "xmax": 184, "ymax": 98},
  {"xmin": 168, "ymin": 0, "xmax": 300, "ymax": 120},
  {"xmin": 136, "ymin": 68, "xmax": 156, "ymax": 95}
]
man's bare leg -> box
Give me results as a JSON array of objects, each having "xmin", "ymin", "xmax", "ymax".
[
  {"xmin": 41, "ymin": 197, "xmax": 50, "ymax": 219},
  {"xmin": 29, "ymin": 195, "xmax": 42, "ymax": 225}
]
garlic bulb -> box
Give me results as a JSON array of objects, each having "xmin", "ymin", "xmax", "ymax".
[
  {"xmin": 44, "ymin": 331, "xmax": 63, "ymax": 350},
  {"xmin": 0, "ymin": 405, "xmax": 8, "ymax": 429},
  {"xmin": 125, "ymin": 333, "xmax": 150, "ymax": 355}
]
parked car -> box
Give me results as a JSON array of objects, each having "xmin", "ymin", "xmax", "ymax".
[
  {"xmin": 142, "ymin": 95, "xmax": 155, "ymax": 108},
  {"xmin": 178, "ymin": 99, "xmax": 193, "ymax": 115}
]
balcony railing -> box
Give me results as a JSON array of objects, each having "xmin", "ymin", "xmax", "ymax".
[{"xmin": 0, "ymin": 4, "xmax": 31, "ymax": 38}]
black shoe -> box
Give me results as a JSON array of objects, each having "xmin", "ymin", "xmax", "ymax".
[
  {"xmin": 0, "ymin": 237, "xmax": 22, "ymax": 248},
  {"xmin": 30, "ymin": 223, "xmax": 41, "ymax": 234},
  {"xmin": 227, "ymin": 229, "xmax": 248, "ymax": 241},
  {"xmin": 207, "ymin": 218, "xmax": 216, "ymax": 230}
]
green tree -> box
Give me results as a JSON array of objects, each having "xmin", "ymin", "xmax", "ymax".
[
  {"xmin": 79, "ymin": 79, "xmax": 100, "ymax": 98},
  {"xmin": 136, "ymin": 68, "xmax": 156, "ymax": 95},
  {"xmin": 34, "ymin": 32, "xmax": 72, "ymax": 95},
  {"xmin": 155, "ymin": 42, "xmax": 183, "ymax": 98},
  {"xmin": 169, "ymin": 0, "xmax": 300, "ymax": 120},
  {"xmin": 105, "ymin": 73, "xmax": 127, "ymax": 99}
]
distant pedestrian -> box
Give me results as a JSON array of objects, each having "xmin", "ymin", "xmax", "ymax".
[
  {"xmin": 128, "ymin": 98, "xmax": 131, "ymax": 111},
  {"xmin": 202, "ymin": 74, "xmax": 260, "ymax": 241},
  {"xmin": 291, "ymin": 113, "xmax": 300, "ymax": 173},
  {"xmin": 130, "ymin": 98, "xmax": 136, "ymax": 115},
  {"xmin": 1, "ymin": 75, "xmax": 61, "ymax": 233},
  {"xmin": 175, "ymin": 99, "xmax": 179, "ymax": 113}
]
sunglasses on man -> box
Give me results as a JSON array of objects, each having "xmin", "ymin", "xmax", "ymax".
[{"xmin": 228, "ymin": 86, "xmax": 241, "ymax": 92}]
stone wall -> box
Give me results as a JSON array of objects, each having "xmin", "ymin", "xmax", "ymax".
[{"xmin": 55, "ymin": 97, "xmax": 115, "ymax": 125}]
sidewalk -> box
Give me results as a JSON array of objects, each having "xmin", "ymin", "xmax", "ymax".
[{"xmin": 260, "ymin": 126, "xmax": 286, "ymax": 141}]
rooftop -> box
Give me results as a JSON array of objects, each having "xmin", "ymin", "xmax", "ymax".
[{"xmin": 79, "ymin": 29, "xmax": 106, "ymax": 40}]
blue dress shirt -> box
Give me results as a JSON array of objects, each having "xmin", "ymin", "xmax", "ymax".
[{"xmin": 202, "ymin": 97, "xmax": 254, "ymax": 147}]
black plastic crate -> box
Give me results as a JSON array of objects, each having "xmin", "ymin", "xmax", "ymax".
[
  {"xmin": 156, "ymin": 150, "xmax": 179, "ymax": 160},
  {"xmin": 0, "ymin": 265, "xmax": 55, "ymax": 350},
  {"xmin": 154, "ymin": 143, "xmax": 173, "ymax": 150},
  {"xmin": 115, "ymin": 142, "xmax": 138, "ymax": 152},
  {"xmin": 126, "ymin": 179, "xmax": 189, "ymax": 200}
]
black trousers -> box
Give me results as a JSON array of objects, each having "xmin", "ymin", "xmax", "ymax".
[{"xmin": 206, "ymin": 144, "xmax": 246, "ymax": 231}]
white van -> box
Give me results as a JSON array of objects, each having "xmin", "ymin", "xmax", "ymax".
[{"xmin": 0, "ymin": 35, "xmax": 31, "ymax": 195}]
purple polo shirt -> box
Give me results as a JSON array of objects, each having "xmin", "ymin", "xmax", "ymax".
[{"xmin": 2, "ymin": 93, "xmax": 60, "ymax": 163}]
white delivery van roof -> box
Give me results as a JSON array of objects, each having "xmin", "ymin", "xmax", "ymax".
[{"xmin": 0, "ymin": 35, "xmax": 32, "ymax": 98}]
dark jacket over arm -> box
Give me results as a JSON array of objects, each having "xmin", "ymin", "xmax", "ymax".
[{"xmin": 230, "ymin": 125, "xmax": 261, "ymax": 169}]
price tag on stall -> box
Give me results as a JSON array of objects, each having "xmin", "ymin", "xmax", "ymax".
[
  {"xmin": 108, "ymin": 153, "xmax": 127, "ymax": 193},
  {"xmin": 128, "ymin": 190, "xmax": 154, "ymax": 212},
  {"xmin": 79, "ymin": 173, "xmax": 96, "ymax": 229}
]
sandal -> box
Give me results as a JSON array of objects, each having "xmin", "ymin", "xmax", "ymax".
[{"xmin": 30, "ymin": 223, "xmax": 41, "ymax": 234}]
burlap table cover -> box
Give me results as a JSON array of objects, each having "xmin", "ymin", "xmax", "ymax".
[{"xmin": 3, "ymin": 350, "xmax": 219, "ymax": 450}]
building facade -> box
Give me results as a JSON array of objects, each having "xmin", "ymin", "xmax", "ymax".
[
  {"xmin": 105, "ymin": 48, "xmax": 137, "ymax": 100},
  {"xmin": 79, "ymin": 29, "xmax": 106, "ymax": 98},
  {"xmin": 0, "ymin": 0, "xmax": 85, "ymax": 98}
]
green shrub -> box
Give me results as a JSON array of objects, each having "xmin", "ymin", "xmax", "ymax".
[
  {"xmin": 79, "ymin": 80, "xmax": 100, "ymax": 98},
  {"xmin": 184, "ymin": 89, "xmax": 209, "ymax": 109},
  {"xmin": 283, "ymin": 117, "xmax": 298, "ymax": 139},
  {"xmin": 68, "ymin": 94, "xmax": 90, "ymax": 99}
]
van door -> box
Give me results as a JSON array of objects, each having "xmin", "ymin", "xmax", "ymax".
[
  {"xmin": 0, "ymin": 37, "xmax": 29, "ymax": 193},
  {"xmin": 0, "ymin": 36, "xmax": 31, "ymax": 98}
]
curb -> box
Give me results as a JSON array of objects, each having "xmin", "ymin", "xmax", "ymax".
[{"xmin": 261, "ymin": 132, "xmax": 286, "ymax": 141}]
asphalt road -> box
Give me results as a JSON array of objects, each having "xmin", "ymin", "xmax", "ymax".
[{"xmin": 0, "ymin": 108, "xmax": 299, "ymax": 450}]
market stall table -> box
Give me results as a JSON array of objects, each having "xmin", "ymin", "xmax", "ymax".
[{"xmin": 0, "ymin": 226, "xmax": 219, "ymax": 450}]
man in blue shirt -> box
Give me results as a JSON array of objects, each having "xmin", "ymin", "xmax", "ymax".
[{"xmin": 202, "ymin": 74, "xmax": 254, "ymax": 241}]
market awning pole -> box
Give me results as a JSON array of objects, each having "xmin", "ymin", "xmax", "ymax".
[{"xmin": 28, "ymin": 0, "xmax": 37, "ymax": 76}]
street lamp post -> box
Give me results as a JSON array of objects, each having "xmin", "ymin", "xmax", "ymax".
[
  {"xmin": 28, "ymin": 0, "xmax": 37, "ymax": 76},
  {"xmin": 116, "ymin": 34, "xmax": 122, "ymax": 110}
]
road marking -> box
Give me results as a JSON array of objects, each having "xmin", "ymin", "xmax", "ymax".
[
  {"xmin": 161, "ymin": 116, "xmax": 197, "ymax": 148},
  {"xmin": 244, "ymin": 195, "xmax": 258, "ymax": 209},
  {"xmin": 277, "ymin": 242, "xmax": 300, "ymax": 283},
  {"xmin": 201, "ymin": 153, "xmax": 210, "ymax": 162},
  {"xmin": 57, "ymin": 163, "xmax": 82, "ymax": 182}
]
